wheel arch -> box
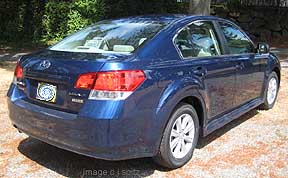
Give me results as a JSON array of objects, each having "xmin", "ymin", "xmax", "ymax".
[
  {"xmin": 153, "ymin": 93, "xmax": 207, "ymax": 157},
  {"xmin": 157, "ymin": 92, "xmax": 207, "ymax": 139},
  {"xmin": 178, "ymin": 96, "xmax": 205, "ymax": 130},
  {"xmin": 267, "ymin": 52, "xmax": 281, "ymax": 85},
  {"xmin": 273, "ymin": 66, "xmax": 281, "ymax": 85},
  {"xmin": 153, "ymin": 79, "xmax": 207, "ymax": 154}
]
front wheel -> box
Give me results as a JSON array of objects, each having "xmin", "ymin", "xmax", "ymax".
[
  {"xmin": 259, "ymin": 72, "xmax": 279, "ymax": 110},
  {"xmin": 153, "ymin": 103, "xmax": 199, "ymax": 168}
]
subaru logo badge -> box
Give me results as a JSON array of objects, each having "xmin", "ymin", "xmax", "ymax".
[{"xmin": 39, "ymin": 60, "xmax": 51, "ymax": 69}]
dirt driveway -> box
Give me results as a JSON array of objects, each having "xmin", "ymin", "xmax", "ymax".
[{"xmin": 0, "ymin": 49, "xmax": 287, "ymax": 178}]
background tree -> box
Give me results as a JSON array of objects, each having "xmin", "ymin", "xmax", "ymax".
[
  {"xmin": 189, "ymin": 0, "xmax": 211, "ymax": 15},
  {"xmin": 0, "ymin": 0, "xmax": 185, "ymax": 45}
]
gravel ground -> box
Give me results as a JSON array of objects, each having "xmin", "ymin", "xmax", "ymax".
[{"xmin": 0, "ymin": 50, "xmax": 287, "ymax": 178}]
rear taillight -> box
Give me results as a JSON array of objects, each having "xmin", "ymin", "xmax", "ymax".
[
  {"xmin": 14, "ymin": 62, "xmax": 23, "ymax": 79},
  {"xmin": 75, "ymin": 70, "xmax": 146, "ymax": 100},
  {"xmin": 13, "ymin": 62, "xmax": 23, "ymax": 85},
  {"xmin": 75, "ymin": 73, "xmax": 96, "ymax": 89},
  {"xmin": 93, "ymin": 70, "xmax": 146, "ymax": 91}
]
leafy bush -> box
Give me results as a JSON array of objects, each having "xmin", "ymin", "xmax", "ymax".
[
  {"xmin": 43, "ymin": 0, "xmax": 106, "ymax": 44},
  {"xmin": 226, "ymin": 0, "xmax": 242, "ymax": 12},
  {"xmin": 0, "ymin": 0, "xmax": 45, "ymax": 43},
  {"xmin": 0, "ymin": 0, "xmax": 184, "ymax": 45}
]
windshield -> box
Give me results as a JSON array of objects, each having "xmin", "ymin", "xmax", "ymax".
[{"xmin": 50, "ymin": 19, "xmax": 166, "ymax": 54}]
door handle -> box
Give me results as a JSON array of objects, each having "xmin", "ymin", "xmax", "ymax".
[
  {"xmin": 193, "ymin": 66, "xmax": 207, "ymax": 77},
  {"xmin": 235, "ymin": 62, "xmax": 244, "ymax": 70}
]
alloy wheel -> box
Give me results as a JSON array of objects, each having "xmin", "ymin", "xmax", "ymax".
[
  {"xmin": 267, "ymin": 77, "xmax": 278, "ymax": 105},
  {"xmin": 169, "ymin": 114, "xmax": 195, "ymax": 159}
]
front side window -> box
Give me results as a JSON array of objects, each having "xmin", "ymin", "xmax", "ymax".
[
  {"xmin": 219, "ymin": 22, "xmax": 254, "ymax": 54},
  {"xmin": 175, "ymin": 21, "xmax": 221, "ymax": 58},
  {"xmin": 50, "ymin": 19, "xmax": 166, "ymax": 54}
]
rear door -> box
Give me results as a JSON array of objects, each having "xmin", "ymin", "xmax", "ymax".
[
  {"xmin": 217, "ymin": 21, "xmax": 266, "ymax": 106},
  {"xmin": 174, "ymin": 20, "xmax": 237, "ymax": 120}
]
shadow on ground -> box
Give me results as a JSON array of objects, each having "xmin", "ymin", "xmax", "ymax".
[
  {"xmin": 197, "ymin": 109, "xmax": 259, "ymax": 148},
  {"xmin": 17, "ymin": 108, "xmax": 259, "ymax": 178},
  {"xmin": 18, "ymin": 137, "xmax": 160, "ymax": 177}
]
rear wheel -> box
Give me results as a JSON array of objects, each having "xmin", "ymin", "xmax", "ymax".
[
  {"xmin": 153, "ymin": 103, "xmax": 199, "ymax": 168},
  {"xmin": 260, "ymin": 72, "xmax": 279, "ymax": 110}
]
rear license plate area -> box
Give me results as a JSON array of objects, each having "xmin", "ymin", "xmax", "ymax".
[{"xmin": 36, "ymin": 82, "xmax": 57, "ymax": 103}]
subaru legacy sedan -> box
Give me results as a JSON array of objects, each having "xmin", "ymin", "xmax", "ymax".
[{"xmin": 7, "ymin": 15, "xmax": 280, "ymax": 168}]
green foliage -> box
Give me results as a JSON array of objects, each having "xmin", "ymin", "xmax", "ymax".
[
  {"xmin": 0, "ymin": 0, "xmax": 185, "ymax": 45},
  {"xmin": 42, "ymin": 2, "xmax": 70, "ymax": 44},
  {"xmin": 43, "ymin": 0, "xmax": 106, "ymax": 44},
  {"xmin": 0, "ymin": 0, "xmax": 45, "ymax": 43},
  {"xmin": 226, "ymin": 0, "xmax": 242, "ymax": 12}
]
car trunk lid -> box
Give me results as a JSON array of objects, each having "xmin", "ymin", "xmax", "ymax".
[{"xmin": 20, "ymin": 50, "xmax": 129, "ymax": 113}]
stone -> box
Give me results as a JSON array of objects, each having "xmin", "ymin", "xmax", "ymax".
[
  {"xmin": 259, "ymin": 30, "xmax": 271, "ymax": 41},
  {"xmin": 265, "ymin": 22, "xmax": 282, "ymax": 32},
  {"xmin": 251, "ymin": 10, "xmax": 265, "ymax": 19},
  {"xmin": 228, "ymin": 12, "xmax": 240, "ymax": 18},
  {"xmin": 283, "ymin": 29, "xmax": 288, "ymax": 37},
  {"xmin": 282, "ymin": 17, "xmax": 288, "ymax": 29},
  {"xmin": 239, "ymin": 23, "xmax": 249, "ymax": 31},
  {"xmin": 249, "ymin": 27, "xmax": 261, "ymax": 37},
  {"xmin": 284, "ymin": 23, "xmax": 288, "ymax": 30},
  {"xmin": 250, "ymin": 18, "xmax": 265, "ymax": 28},
  {"xmin": 271, "ymin": 31, "xmax": 282, "ymax": 42},
  {"xmin": 238, "ymin": 14, "xmax": 252, "ymax": 23},
  {"xmin": 216, "ymin": 12, "xmax": 228, "ymax": 19},
  {"xmin": 280, "ymin": 10, "xmax": 287, "ymax": 16},
  {"xmin": 264, "ymin": 11, "xmax": 280, "ymax": 23}
]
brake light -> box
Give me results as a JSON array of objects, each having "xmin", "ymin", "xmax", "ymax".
[
  {"xmin": 75, "ymin": 70, "xmax": 146, "ymax": 100},
  {"xmin": 75, "ymin": 73, "xmax": 96, "ymax": 89},
  {"xmin": 14, "ymin": 62, "xmax": 23, "ymax": 79},
  {"xmin": 94, "ymin": 70, "xmax": 145, "ymax": 91}
]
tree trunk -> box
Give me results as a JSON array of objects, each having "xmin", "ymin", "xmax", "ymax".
[
  {"xmin": 23, "ymin": 0, "xmax": 33, "ymax": 39},
  {"xmin": 189, "ymin": 0, "xmax": 211, "ymax": 15}
]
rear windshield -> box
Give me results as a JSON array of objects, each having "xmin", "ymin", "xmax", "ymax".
[{"xmin": 50, "ymin": 19, "xmax": 166, "ymax": 54}]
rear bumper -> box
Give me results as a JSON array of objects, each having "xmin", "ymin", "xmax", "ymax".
[{"xmin": 7, "ymin": 85, "xmax": 166, "ymax": 160}]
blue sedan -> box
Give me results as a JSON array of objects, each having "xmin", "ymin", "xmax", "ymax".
[{"xmin": 7, "ymin": 15, "xmax": 281, "ymax": 168}]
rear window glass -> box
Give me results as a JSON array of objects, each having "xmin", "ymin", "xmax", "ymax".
[{"xmin": 50, "ymin": 19, "xmax": 166, "ymax": 54}]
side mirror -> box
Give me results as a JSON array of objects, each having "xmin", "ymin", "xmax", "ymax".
[{"xmin": 257, "ymin": 42, "xmax": 270, "ymax": 54}]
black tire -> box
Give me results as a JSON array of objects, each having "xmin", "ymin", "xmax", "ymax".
[
  {"xmin": 259, "ymin": 72, "xmax": 279, "ymax": 110},
  {"xmin": 153, "ymin": 103, "xmax": 199, "ymax": 169}
]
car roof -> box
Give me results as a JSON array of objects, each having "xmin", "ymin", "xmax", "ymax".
[{"xmin": 109, "ymin": 15, "xmax": 226, "ymax": 25}]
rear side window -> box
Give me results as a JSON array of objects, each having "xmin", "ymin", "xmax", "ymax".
[
  {"xmin": 219, "ymin": 22, "xmax": 254, "ymax": 54},
  {"xmin": 175, "ymin": 21, "xmax": 221, "ymax": 58}
]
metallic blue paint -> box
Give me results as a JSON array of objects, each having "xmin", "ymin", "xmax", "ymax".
[{"xmin": 7, "ymin": 15, "xmax": 281, "ymax": 160}]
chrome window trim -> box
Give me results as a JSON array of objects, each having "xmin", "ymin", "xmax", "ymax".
[
  {"xmin": 172, "ymin": 20, "xmax": 224, "ymax": 60},
  {"xmin": 172, "ymin": 19, "xmax": 256, "ymax": 60},
  {"xmin": 172, "ymin": 26, "xmax": 188, "ymax": 60}
]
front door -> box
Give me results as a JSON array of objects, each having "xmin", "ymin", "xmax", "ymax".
[{"xmin": 218, "ymin": 21, "xmax": 266, "ymax": 106}]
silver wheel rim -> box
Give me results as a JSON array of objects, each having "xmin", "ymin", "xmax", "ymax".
[
  {"xmin": 170, "ymin": 114, "xmax": 195, "ymax": 159},
  {"xmin": 267, "ymin": 77, "xmax": 278, "ymax": 105}
]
